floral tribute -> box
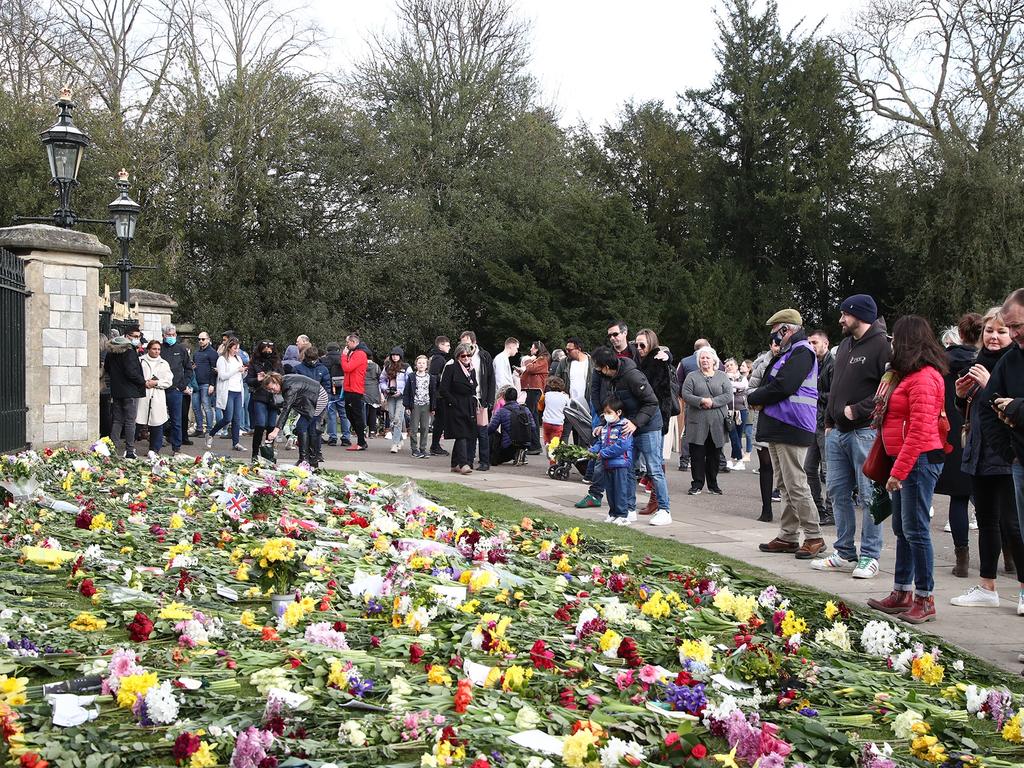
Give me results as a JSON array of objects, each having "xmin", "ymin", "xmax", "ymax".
[{"xmin": 0, "ymin": 442, "xmax": 1022, "ymax": 767}]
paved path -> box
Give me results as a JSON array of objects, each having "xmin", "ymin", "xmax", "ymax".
[{"xmin": 191, "ymin": 435, "xmax": 1023, "ymax": 672}]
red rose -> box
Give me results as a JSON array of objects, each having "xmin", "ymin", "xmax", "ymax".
[
  {"xmin": 79, "ymin": 579, "xmax": 97, "ymax": 598},
  {"xmin": 690, "ymin": 744, "xmax": 707, "ymax": 759},
  {"xmin": 192, "ymin": 532, "xmax": 202, "ymax": 544},
  {"xmin": 74, "ymin": 510, "xmax": 93, "ymax": 529},
  {"xmin": 127, "ymin": 612, "xmax": 154, "ymax": 642},
  {"xmin": 530, "ymin": 639, "xmax": 555, "ymax": 671},
  {"xmin": 409, "ymin": 643, "xmax": 425, "ymax": 664}
]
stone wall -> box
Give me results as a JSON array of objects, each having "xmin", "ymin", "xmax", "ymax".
[{"xmin": 0, "ymin": 225, "xmax": 109, "ymax": 449}]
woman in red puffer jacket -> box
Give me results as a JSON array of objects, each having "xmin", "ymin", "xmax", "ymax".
[{"xmin": 867, "ymin": 316, "xmax": 948, "ymax": 624}]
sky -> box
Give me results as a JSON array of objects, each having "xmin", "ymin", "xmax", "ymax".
[{"xmin": 307, "ymin": 0, "xmax": 869, "ymax": 129}]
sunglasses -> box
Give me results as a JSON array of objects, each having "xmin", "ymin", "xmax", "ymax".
[
  {"xmin": 637, "ymin": 342, "xmax": 647, "ymax": 349},
  {"xmin": 607, "ymin": 331, "xmax": 622, "ymax": 338},
  {"xmin": 458, "ymin": 353, "xmax": 472, "ymax": 359}
]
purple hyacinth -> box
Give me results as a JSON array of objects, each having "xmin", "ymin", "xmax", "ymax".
[
  {"xmin": 349, "ymin": 677, "xmax": 375, "ymax": 698},
  {"xmin": 663, "ymin": 682, "xmax": 707, "ymax": 714}
]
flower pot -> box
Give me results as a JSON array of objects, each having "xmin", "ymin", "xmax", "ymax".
[{"xmin": 271, "ymin": 593, "xmax": 293, "ymax": 617}]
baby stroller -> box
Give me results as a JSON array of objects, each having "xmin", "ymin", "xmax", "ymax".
[{"xmin": 547, "ymin": 398, "xmax": 594, "ymax": 481}]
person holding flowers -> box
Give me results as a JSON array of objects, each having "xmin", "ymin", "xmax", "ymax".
[
  {"xmin": 867, "ymin": 316, "xmax": 948, "ymax": 624},
  {"xmin": 135, "ymin": 339, "xmax": 173, "ymax": 458}
]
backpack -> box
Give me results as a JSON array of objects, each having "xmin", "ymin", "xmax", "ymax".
[{"xmin": 507, "ymin": 405, "xmax": 533, "ymax": 448}]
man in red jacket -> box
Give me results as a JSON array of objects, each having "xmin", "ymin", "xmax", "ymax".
[{"xmin": 342, "ymin": 333, "xmax": 369, "ymax": 451}]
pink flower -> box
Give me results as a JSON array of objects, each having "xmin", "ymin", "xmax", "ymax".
[
  {"xmin": 638, "ymin": 665, "xmax": 660, "ymax": 685},
  {"xmin": 614, "ymin": 670, "xmax": 634, "ymax": 690},
  {"xmin": 585, "ymin": 694, "xmax": 602, "ymax": 708}
]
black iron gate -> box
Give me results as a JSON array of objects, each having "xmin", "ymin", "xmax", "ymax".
[{"xmin": 0, "ymin": 247, "xmax": 27, "ymax": 453}]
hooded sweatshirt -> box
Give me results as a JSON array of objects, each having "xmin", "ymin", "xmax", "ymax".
[
  {"xmin": 105, "ymin": 338, "xmax": 147, "ymax": 399},
  {"xmin": 824, "ymin": 322, "xmax": 891, "ymax": 432}
]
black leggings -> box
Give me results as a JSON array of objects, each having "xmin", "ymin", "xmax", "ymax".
[
  {"xmin": 758, "ymin": 447, "xmax": 774, "ymax": 516},
  {"xmin": 451, "ymin": 437, "xmax": 471, "ymax": 468},
  {"xmin": 948, "ymin": 495, "xmax": 970, "ymax": 549},
  {"xmin": 974, "ymin": 474, "xmax": 1024, "ymax": 582},
  {"xmin": 689, "ymin": 435, "xmax": 721, "ymax": 491}
]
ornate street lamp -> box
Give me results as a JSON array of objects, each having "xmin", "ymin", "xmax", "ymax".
[
  {"xmin": 107, "ymin": 169, "xmax": 141, "ymax": 305},
  {"xmin": 39, "ymin": 87, "xmax": 90, "ymax": 228}
]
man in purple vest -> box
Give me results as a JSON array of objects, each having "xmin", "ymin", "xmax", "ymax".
[{"xmin": 748, "ymin": 309, "xmax": 825, "ymax": 559}]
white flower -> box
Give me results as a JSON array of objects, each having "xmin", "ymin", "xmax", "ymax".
[
  {"xmin": 813, "ymin": 622, "xmax": 852, "ymax": 651},
  {"xmin": 599, "ymin": 737, "xmax": 644, "ymax": 768},
  {"xmin": 144, "ymin": 681, "xmax": 180, "ymax": 725},
  {"xmin": 525, "ymin": 759, "xmax": 554, "ymax": 768},
  {"xmin": 965, "ymin": 684, "xmax": 987, "ymax": 715},
  {"xmin": 756, "ymin": 585, "xmax": 779, "ymax": 607},
  {"xmin": 952, "ymin": 659, "xmax": 964, "ymax": 672},
  {"xmin": 516, "ymin": 705, "xmax": 540, "ymax": 730},
  {"xmin": 860, "ymin": 620, "xmax": 899, "ymax": 656},
  {"xmin": 702, "ymin": 694, "xmax": 741, "ymax": 727},
  {"xmin": 892, "ymin": 709, "xmax": 923, "ymax": 739},
  {"xmin": 371, "ymin": 515, "xmax": 401, "ymax": 534},
  {"xmin": 890, "ymin": 649, "xmax": 914, "ymax": 674},
  {"xmin": 601, "ymin": 598, "xmax": 630, "ymax": 625},
  {"xmin": 339, "ymin": 719, "xmax": 367, "ymax": 747},
  {"xmin": 630, "ymin": 618, "xmax": 652, "ymax": 633}
]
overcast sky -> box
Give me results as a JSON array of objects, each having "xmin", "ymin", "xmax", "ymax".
[{"xmin": 308, "ymin": 0, "xmax": 868, "ymax": 128}]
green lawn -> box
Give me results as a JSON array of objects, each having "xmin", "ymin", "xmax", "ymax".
[{"xmin": 378, "ymin": 472, "xmax": 1024, "ymax": 692}]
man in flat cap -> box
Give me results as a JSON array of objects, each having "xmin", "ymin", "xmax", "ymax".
[{"xmin": 748, "ymin": 309, "xmax": 825, "ymax": 558}]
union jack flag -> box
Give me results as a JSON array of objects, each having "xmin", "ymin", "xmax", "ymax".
[{"xmin": 226, "ymin": 492, "xmax": 251, "ymax": 515}]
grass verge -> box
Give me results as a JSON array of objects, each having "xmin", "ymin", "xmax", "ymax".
[{"xmin": 374, "ymin": 472, "xmax": 1024, "ymax": 692}]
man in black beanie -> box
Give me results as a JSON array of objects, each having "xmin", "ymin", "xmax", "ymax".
[{"xmin": 810, "ymin": 293, "xmax": 891, "ymax": 581}]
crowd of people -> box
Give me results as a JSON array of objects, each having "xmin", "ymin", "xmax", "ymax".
[{"xmin": 97, "ymin": 288, "xmax": 1024, "ymax": 627}]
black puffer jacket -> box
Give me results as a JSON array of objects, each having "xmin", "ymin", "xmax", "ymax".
[
  {"xmin": 247, "ymin": 353, "xmax": 282, "ymax": 404},
  {"xmin": 105, "ymin": 340, "xmax": 146, "ymax": 398},
  {"xmin": 638, "ymin": 353, "xmax": 673, "ymax": 435},
  {"xmin": 274, "ymin": 374, "xmax": 326, "ymax": 430},
  {"xmin": 590, "ymin": 357, "xmax": 661, "ymax": 434},
  {"xmin": 935, "ymin": 344, "xmax": 977, "ymax": 498}
]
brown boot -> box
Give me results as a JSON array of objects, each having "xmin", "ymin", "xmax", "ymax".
[
  {"xmin": 867, "ymin": 590, "xmax": 914, "ymax": 614},
  {"xmin": 899, "ymin": 595, "xmax": 936, "ymax": 624},
  {"xmin": 640, "ymin": 489, "xmax": 659, "ymax": 515},
  {"xmin": 952, "ymin": 546, "xmax": 969, "ymax": 578},
  {"xmin": 794, "ymin": 537, "xmax": 826, "ymax": 560}
]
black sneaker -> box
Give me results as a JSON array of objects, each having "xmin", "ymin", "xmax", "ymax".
[
  {"xmin": 771, "ymin": 490, "xmax": 782, "ymax": 503},
  {"xmin": 677, "ymin": 460, "xmax": 689, "ymax": 471},
  {"xmin": 687, "ymin": 487, "xmax": 702, "ymax": 496},
  {"xmin": 430, "ymin": 447, "xmax": 450, "ymax": 456},
  {"xmin": 328, "ymin": 437, "xmax": 338, "ymax": 446},
  {"xmin": 708, "ymin": 487, "xmax": 724, "ymax": 495},
  {"xmin": 181, "ymin": 439, "xmax": 193, "ymax": 446},
  {"xmin": 476, "ymin": 464, "xmax": 490, "ymax": 472},
  {"xmin": 340, "ymin": 438, "xmax": 352, "ymax": 446},
  {"xmin": 124, "ymin": 449, "xmax": 137, "ymax": 460},
  {"xmin": 819, "ymin": 512, "xmax": 836, "ymax": 527}
]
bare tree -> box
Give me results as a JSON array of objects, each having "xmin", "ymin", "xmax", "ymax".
[
  {"xmin": 0, "ymin": 0, "xmax": 80, "ymax": 101},
  {"xmin": 835, "ymin": 0, "xmax": 1024, "ymax": 156}
]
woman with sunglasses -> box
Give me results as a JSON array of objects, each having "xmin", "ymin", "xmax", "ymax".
[
  {"xmin": 438, "ymin": 343, "xmax": 481, "ymax": 474},
  {"xmin": 635, "ymin": 329, "xmax": 675, "ymax": 514},
  {"xmin": 244, "ymin": 340, "xmax": 282, "ymax": 459}
]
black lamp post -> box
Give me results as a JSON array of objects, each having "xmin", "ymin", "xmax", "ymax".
[
  {"xmin": 39, "ymin": 87, "xmax": 90, "ymax": 229},
  {"xmin": 107, "ymin": 169, "xmax": 142, "ymax": 306}
]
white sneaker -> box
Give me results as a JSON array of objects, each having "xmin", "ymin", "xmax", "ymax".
[
  {"xmin": 1018, "ymin": 592, "xmax": 1024, "ymax": 616},
  {"xmin": 725, "ymin": 460, "xmax": 735, "ymax": 470},
  {"xmin": 649, "ymin": 510, "xmax": 672, "ymax": 526},
  {"xmin": 626, "ymin": 510, "xmax": 637, "ymax": 523},
  {"xmin": 950, "ymin": 585, "xmax": 1000, "ymax": 607},
  {"xmin": 604, "ymin": 515, "xmax": 617, "ymax": 523},
  {"xmin": 612, "ymin": 517, "xmax": 632, "ymax": 526},
  {"xmin": 852, "ymin": 556, "xmax": 880, "ymax": 579},
  {"xmin": 732, "ymin": 461, "xmax": 746, "ymax": 471},
  {"xmin": 206, "ymin": 436, "xmax": 214, "ymax": 449},
  {"xmin": 969, "ymin": 511, "xmax": 978, "ymax": 531},
  {"xmin": 147, "ymin": 450, "xmax": 158, "ymax": 460},
  {"xmin": 929, "ymin": 506, "xmax": 935, "ymax": 519},
  {"xmin": 389, "ymin": 444, "xmax": 399, "ymax": 454},
  {"xmin": 810, "ymin": 552, "xmax": 857, "ymax": 572},
  {"xmin": 943, "ymin": 521, "xmax": 952, "ymax": 532}
]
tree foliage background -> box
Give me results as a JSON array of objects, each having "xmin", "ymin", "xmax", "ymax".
[{"xmin": 3, "ymin": 0, "xmax": 1024, "ymax": 360}]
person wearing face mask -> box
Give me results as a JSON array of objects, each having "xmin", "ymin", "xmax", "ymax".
[
  {"xmin": 158, "ymin": 323, "xmax": 192, "ymax": 457},
  {"xmin": 748, "ymin": 309, "xmax": 824, "ymax": 559},
  {"xmin": 104, "ymin": 334, "xmax": 147, "ymax": 459}
]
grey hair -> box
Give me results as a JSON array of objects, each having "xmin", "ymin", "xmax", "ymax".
[
  {"xmin": 161, "ymin": 323, "xmax": 176, "ymax": 335},
  {"xmin": 940, "ymin": 326, "xmax": 961, "ymax": 347},
  {"xmin": 696, "ymin": 346, "xmax": 720, "ymax": 367},
  {"xmin": 454, "ymin": 342, "xmax": 475, "ymax": 359}
]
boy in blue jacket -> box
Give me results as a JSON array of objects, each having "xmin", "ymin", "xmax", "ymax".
[{"xmin": 592, "ymin": 397, "xmax": 634, "ymax": 526}]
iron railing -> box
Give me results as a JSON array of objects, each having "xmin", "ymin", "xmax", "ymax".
[{"xmin": 0, "ymin": 248, "xmax": 27, "ymax": 453}]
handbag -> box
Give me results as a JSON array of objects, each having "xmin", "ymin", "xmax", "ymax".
[
  {"xmin": 476, "ymin": 404, "xmax": 489, "ymax": 427},
  {"xmin": 258, "ymin": 442, "xmax": 276, "ymax": 463},
  {"xmin": 861, "ymin": 436, "xmax": 893, "ymax": 484}
]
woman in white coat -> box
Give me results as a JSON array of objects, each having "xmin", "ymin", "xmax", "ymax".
[
  {"xmin": 206, "ymin": 336, "xmax": 246, "ymax": 451},
  {"xmin": 136, "ymin": 340, "xmax": 173, "ymax": 456}
]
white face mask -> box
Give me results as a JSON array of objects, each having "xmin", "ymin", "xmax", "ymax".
[{"xmin": 604, "ymin": 413, "xmax": 619, "ymax": 424}]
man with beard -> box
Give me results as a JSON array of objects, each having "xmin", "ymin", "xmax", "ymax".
[{"xmin": 810, "ymin": 295, "xmax": 890, "ymax": 579}]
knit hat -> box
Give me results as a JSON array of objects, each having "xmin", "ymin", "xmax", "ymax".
[
  {"xmin": 840, "ymin": 294, "xmax": 878, "ymax": 324},
  {"xmin": 765, "ymin": 308, "xmax": 803, "ymax": 326},
  {"xmin": 390, "ymin": 346, "xmax": 404, "ymax": 358},
  {"xmin": 110, "ymin": 336, "xmax": 133, "ymax": 348},
  {"xmin": 326, "ymin": 342, "xmax": 341, "ymax": 353}
]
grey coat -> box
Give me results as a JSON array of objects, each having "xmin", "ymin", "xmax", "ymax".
[{"xmin": 682, "ymin": 370, "xmax": 733, "ymax": 447}]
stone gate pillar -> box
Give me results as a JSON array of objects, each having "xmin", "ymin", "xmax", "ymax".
[{"xmin": 0, "ymin": 224, "xmax": 109, "ymax": 448}]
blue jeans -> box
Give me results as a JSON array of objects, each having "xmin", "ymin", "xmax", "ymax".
[
  {"xmin": 249, "ymin": 399, "xmax": 279, "ymax": 429},
  {"xmin": 386, "ymin": 397, "xmax": 406, "ymax": 444},
  {"xmin": 240, "ymin": 386, "xmax": 251, "ymax": 431},
  {"xmin": 165, "ymin": 388, "xmax": 183, "ymax": 450},
  {"xmin": 296, "ymin": 413, "xmax": 320, "ymax": 440},
  {"xmin": 210, "ymin": 391, "xmax": 242, "ymax": 445},
  {"xmin": 629, "ymin": 429, "xmax": 670, "ymax": 512},
  {"xmin": 729, "ymin": 421, "xmax": 743, "ymax": 461},
  {"xmin": 891, "ymin": 456, "xmax": 942, "ymax": 597},
  {"xmin": 326, "ymin": 393, "xmax": 351, "ymax": 440},
  {"xmin": 604, "ymin": 466, "xmax": 630, "ymax": 518},
  {"xmin": 826, "ymin": 428, "xmax": 883, "ymax": 561},
  {"xmin": 1013, "ymin": 462, "xmax": 1024, "ymax": 539},
  {"xmin": 740, "ymin": 412, "xmax": 753, "ymax": 453},
  {"xmin": 467, "ymin": 424, "xmax": 491, "ymax": 467},
  {"xmin": 192, "ymin": 385, "xmax": 215, "ymax": 434}
]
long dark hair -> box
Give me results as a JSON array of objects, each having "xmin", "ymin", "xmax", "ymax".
[
  {"xmin": 532, "ymin": 340, "xmax": 549, "ymax": 358},
  {"xmin": 254, "ymin": 340, "xmax": 280, "ymax": 369},
  {"xmin": 890, "ymin": 316, "xmax": 949, "ymax": 376}
]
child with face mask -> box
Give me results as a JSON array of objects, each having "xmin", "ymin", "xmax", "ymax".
[{"xmin": 592, "ymin": 397, "xmax": 634, "ymax": 526}]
